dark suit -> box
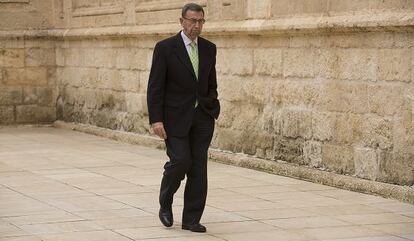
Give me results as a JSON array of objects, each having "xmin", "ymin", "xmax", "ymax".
[{"xmin": 147, "ymin": 32, "xmax": 220, "ymax": 225}]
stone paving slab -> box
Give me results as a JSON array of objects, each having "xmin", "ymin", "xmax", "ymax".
[{"xmin": 0, "ymin": 126, "xmax": 413, "ymax": 241}]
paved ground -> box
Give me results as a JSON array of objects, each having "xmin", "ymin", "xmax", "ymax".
[{"xmin": 0, "ymin": 127, "xmax": 413, "ymax": 241}]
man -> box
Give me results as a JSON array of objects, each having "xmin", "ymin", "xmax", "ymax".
[{"xmin": 147, "ymin": 3, "xmax": 220, "ymax": 233}]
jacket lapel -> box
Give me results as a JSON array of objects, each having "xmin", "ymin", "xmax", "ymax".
[{"xmin": 173, "ymin": 33, "xmax": 197, "ymax": 81}]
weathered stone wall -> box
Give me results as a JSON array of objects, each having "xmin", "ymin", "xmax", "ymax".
[
  {"xmin": 55, "ymin": 37, "xmax": 154, "ymax": 133},
  {"xmin": 0, "ymin": 38, "xmax": 57, "ymax": 124},
  {"xmin": 212, "ymin": 32, "xmax": 414, "ymax": 185},
  {"xmin": 0, "ymin": 0, "xmax": 413, "ymax": 185}
]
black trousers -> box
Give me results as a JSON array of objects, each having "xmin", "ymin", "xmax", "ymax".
[{"xmin": 159, "ymin": 107, "xmax": 215, "ymax": 225}]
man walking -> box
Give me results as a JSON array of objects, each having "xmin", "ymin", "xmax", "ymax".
[{"xmin": 147, "ymin": 3, "xmax": 220, "ymax": 233}]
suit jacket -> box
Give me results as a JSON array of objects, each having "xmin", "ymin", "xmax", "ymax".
[{"xmin": 147, "ymin": 32, "xmax": 220, "ymax": 137}]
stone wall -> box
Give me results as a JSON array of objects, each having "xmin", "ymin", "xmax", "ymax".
[
  {"xmin": 0, "ymin": 0, "xmax": 413, "ymax": 185},
  {"xmin": 0, "ymin": 38, "xmax": 57, "ymax": 124},
  {"xmin": 55, "ymin": 37, "xmax": 154, "ymax": 133},
  {"xmin": 212, "ymin": 32, "xmax": 414, "ymax": 185}
]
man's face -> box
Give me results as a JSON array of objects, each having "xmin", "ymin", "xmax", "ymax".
[{"xmin": 180, "ymin": 10, "xmax": 204, "ymax": 40}]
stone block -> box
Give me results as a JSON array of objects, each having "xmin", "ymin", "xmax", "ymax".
[
  {"xmin": 271, "ymin": 0, "xmax": 327, "ymax": 17},
  {"xmin": 47, "ymin": 67, "xmax": 57, "ymax": 86},
  {"xmin": 217, "ymin": 48, "xmax": 253, "ymax": 76},
  {"xmin": 302, "ymin": 83, "xmax": 324, "ymax": 108},
  {"xmin": 312, "ymin": 111, "xmax": 333, "ymax": 141},
  {"xmin": 64, "ymin": 48, "xmax": 82, "ymax": 67},
  {"xmin": 259, "ymin": 104, "xmax": 280, "ymax": 135},
  {"xmin": 272, "ymin": 80, "xmax": 303, "ymax": 106},
  {"xmin": 317, "ymin": 49, "xmax": 377, "ymax": 81},
  {"xmin": 231, "ymin": 102, "xmax": 263, "ymax": 130},
  {"xmin": 303, "ymin": 140, "xmax": 322, "ymax": 167},
  {"xmin": 55, "ymin": 48, "xmax": 65, "ymax": 67},
  {"xmin": 16, "ymin": 105, "xmax": 56, "ymax": 123},
  {"xmin": 37, "ymin": 87, "xmax": 56, "ymax": 107},
  {"xmin": 283, "ymin": 49, "xmax": 315, "ymax": 78},
  {"xmin": 247, "ymin": 0, "xmax": 271, "ymax": 18},
  {"xmin": 216, "ymin": 100, "xmax": 235, "ymax": 128},
  {"xmin": 370, "ymin": 0, "xmax": 412, "ymax": 10},
  {"xmin": 361, "ymin": 116, "xmax": 393, "ymax": 150},
  {"xmin": 97, "ymin": 68, "xmax": 122, "ymax": 91},
  {"xmin": 133, "ymin": 49, "xmax": 152, "ymax": 71},
  {"xmin": 239, "ymin": 130, "xmax": 274, "ymax": 156},
  {"xmin": 81, "ymin": 48, "xmax": 96, "ymax": 68},
  {"xmin": 26, "ymin": 67, "xmax": 48, "ymax": 86},
  {"xmin": 120, "ymin": 70, "xmax": 139, "ymax": 93},
  {"xmin": 58, "ymin": 67, "xmax": 82, "ymax": 87},
  {"xmin": 0, "ymin": 38, "xmax": 24, "ymax": 49},
  {"xmin": 322, "ymin": 144, "xmax": 354, "ymax": 174},
  {"xmin": 117, "ymin": 112, "xmax": 149, "ymax": 133},
  {"xmin": 212, "ymin": 128, "xmax": 243, "ymax": 153},
  {"xmin": 324, "ymin": 81, "xmax": 369, "ymax": 114},
  {"xmin": 98, "ymin": 90, "xmax": 126, "ymax": 112},
  {"xmin": 378, "ymin": 49, "xmax": 411, "ymax": 82},
  {"xmin": 142, "ymin": 96, "xmax": 148, "ymax": 116},
  {"xmin": 394, "ymin": 32, "xmax": 414, "ymax": 48},
  {"xmin": 254, "ymin": 48, "xmax": 282, "ymax": 77},
  {"xmin": 242, "ymin": 77, "xmax": 273, "ymax": 103},
  {"xmin": 217, "ymin": 76, "xmax": 245, "ymax": 102},
  {"xmin": 0, "ymin": 106, "xmax": 14, "ymax": 124},
  {"xmin": 331, "ymin": 113, "xmax": 363, "ymax": 145},
  {"xmin": 280, "ymin": 108, "xmax": 312, "ymax": 139},
  {"xmin": 79, "ymin": 67, "xmax": 99, "ymax": 89},
  {"xmin": 125, "ymin": 92, "xmax": 145, "ymax": 113},
  {"xmin": 354, "ymin": 147, "xmax": 379, "ymax": 180},
  {"xmin": 25, "ymin": 48, "xmax": 56, "ymax": 67},
  {"xmin": 0, "ymin": 49, "xmax": 25, "ymax": 67},
  {"xmin": 62, "ymin": 86, "xmax": 78, "ymax": 106},
  {"xmin": 139, "ymin": 71, "xmax": 149, "ymax": 94},
  {"xmin": 328, "ymin": 0, "xmax": 370, "ymax": 13},
  {"xmin": 207, "ymin": 0, "xmax": 247, "ymax": 21},
  {"xmin": 22, "ymin": 87, "xmax": 38, "ymax": 104},
  {"xmin": 273, "ymin": 135, "xmax": 303, "ymax": 164},
  {"xmin": 2, "ymin": 68, "xmax": 26, "ymax": 85},
  {"xmin": 83, "ymin": 89, "xmax": 98, "ymax": 109},
  {"xmin": 0, "ymin": 86, "xmax": 22, "ymax": 105},
  {"xmin": 378, "ymin": 151, "xmax": 414, "ymax": 186},
  {"xmin": 94, "ymin": 48, "xmax": 116, "ymax": 68},
  {"xmin": 368, "ymin": 84, "xmax": 404, "ymax": 116},
  {"xmin": 115, "ymin": 48, "xmax": 135, "ymax": 70}
]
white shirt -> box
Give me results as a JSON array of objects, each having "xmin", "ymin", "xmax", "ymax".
[{"xmin": 181, "ymin": 30, "xmax": 198, "ymax": 57}]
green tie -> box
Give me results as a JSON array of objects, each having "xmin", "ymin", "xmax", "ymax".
[
  {"xmin": 189, "ymin": 42, "xmax": 199, "ymax": 79},
  {"xmin": 189, "ymin": 42, "xmax": 199, "ymax": 108}
]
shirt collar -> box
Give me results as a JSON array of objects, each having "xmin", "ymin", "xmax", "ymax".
[{"xmin": 181, "ymin": 30, "xmax": 197, "ymax": 46}]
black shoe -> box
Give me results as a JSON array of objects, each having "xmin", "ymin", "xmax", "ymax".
[
  {"xmin": 159, "ymin": 207, "xmax": 173, "ymax": 227},
  {"xmin": 182, "ymin": 223, "xmax": 207, "ymax": 233}
]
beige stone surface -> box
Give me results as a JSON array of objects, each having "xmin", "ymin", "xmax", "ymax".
[{"xmin": 0, "ymin": 126, "xmax": 413, "ymax": 241}]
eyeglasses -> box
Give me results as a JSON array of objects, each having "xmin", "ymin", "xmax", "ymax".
[{"xmin": 182, "ymin": 17, "xmax": 206, "ymax": 25}]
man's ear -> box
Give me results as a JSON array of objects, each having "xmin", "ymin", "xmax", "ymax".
[{"xmin": 179, "ymin": 18, "xmax": 184, "ymax": 25}]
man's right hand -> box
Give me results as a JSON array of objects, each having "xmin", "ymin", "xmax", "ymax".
[{"xmin": 151, "ymin": 122, "xmax": 167, "ymax": 139}]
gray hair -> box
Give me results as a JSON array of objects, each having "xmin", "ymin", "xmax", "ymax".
[{"xmin": 182, "ymin": 3, "xmax": 204, "ymax": 17}]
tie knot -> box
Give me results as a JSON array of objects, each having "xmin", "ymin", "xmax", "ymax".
[{"xmin": 190, "ymin": 42, "xmax": 197, "ymax": 48}]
